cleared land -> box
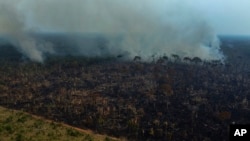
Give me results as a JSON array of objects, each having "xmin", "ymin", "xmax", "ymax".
[
  {"xmin": 0, "ymin": 106, "xmax": 121, "ymax": 141},
  {"xmin": 0, "ymin": 36, "xmax": 250, "ymax": 140}
]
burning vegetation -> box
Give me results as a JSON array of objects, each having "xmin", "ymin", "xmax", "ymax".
[{"xmin": 0, "ymin": 37, "xmax": 250, "ymax": 140}]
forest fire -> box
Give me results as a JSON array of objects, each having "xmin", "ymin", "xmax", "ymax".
[
  {"xmin": 0, "ymin": 35, "xmax": 250, "ymax": 140},
  {"xmin": 1, "ymin": 0, "xmax": 250, "ymax": 141}
]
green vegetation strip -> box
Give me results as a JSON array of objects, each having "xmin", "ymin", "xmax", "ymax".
[{"xmin": 0, "ymin": 106, "xmax": 120, "ymax": 141}]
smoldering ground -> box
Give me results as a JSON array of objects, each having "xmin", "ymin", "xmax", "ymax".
[{"xmin": 0, "ymin": 0, "xmax": 224, "ymax": 62}]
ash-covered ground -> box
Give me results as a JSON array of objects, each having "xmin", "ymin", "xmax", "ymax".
[{"xmin": 0, "ymin": 36, "xmax": 250, "ymax": 141}]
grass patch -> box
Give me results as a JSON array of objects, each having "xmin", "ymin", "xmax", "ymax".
[
  {"xmin": 66, "ymin": 128, "xmax": 82, "ymax": 137},
  {"xmin": 0, "ymin": 106, "xmax": 122, "ymax": 141}
]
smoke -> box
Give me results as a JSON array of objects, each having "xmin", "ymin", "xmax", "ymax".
[
  {"xmin": 0, "ymin": 0, "xmax": 54, "ymax": 62},
  {"xmin": 0, "ymin": 0, "xmax": 224, "ymax": 62}
]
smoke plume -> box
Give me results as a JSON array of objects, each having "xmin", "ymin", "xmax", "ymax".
[
  {"xmin": 0, "ymin": 1, "xmax": 54, "ymax": 62},
  {"xmin": 0, "ymin": 0, "xmax": 224, "ymax": 62}
]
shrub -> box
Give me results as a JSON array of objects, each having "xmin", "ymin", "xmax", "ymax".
[
  {"xmin": 84, "ymin": 134, "xmax": 94, "ymax": 141},
  {"xmin": 4, "ymin": 125, "xmax": 13, "ymax": 133},
  {"xmin": 15, "ymin": 133, "xmax": 25, "ymax": 141},
  {"xmin": 66, "ymin": 128, "xmax": 82, "ymax": 137}
]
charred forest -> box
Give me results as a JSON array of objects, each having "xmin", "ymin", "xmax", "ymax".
[{"xmin": 0, "ymin": 36, "xmax": 250, "ymax": 141}]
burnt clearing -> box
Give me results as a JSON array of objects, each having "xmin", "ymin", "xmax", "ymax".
[{"xmin": 0, "ymin": 36, "xmax": 250, "ymax": 141}]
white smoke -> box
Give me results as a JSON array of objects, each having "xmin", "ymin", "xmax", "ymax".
[
  {"xmin": 0, "ymin": 0, "xmax": 224, "ymax": 62},
  {"xmin": 0, "ymin": 0, "xmax": 54, "ymax": 62}
]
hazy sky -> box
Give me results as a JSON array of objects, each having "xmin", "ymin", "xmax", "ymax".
[
  {"xmin": 1, "ymin": 0, "xmax": 249, "ymax": 36},
  {"xmin": 188, "ymin": 0, "xmax": 250, "ymax": 35},
  {"xmin": 21, "ymin": 0, "xmax": 250, "ymax": 36}
]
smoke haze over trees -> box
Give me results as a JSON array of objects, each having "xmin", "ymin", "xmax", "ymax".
[{"xmin": 0, "ymin": 0, "xmax": 224, "ymax": 62}]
